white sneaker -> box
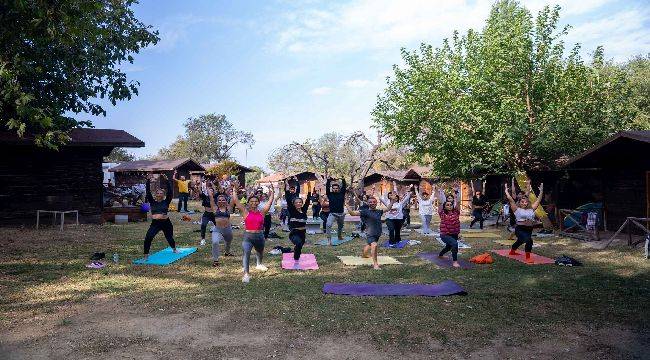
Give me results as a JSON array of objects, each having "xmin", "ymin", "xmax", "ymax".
[
  {"xmin": 200, "ymin": 239, "xmax": 206, "ymax": 246},
  {"xmin": 242, "ymin": 274, "xmax": 250, "ymax": 283},
  {"xmin": 255, "ymin": 264, "xmax": 268, "ymax": 272}
]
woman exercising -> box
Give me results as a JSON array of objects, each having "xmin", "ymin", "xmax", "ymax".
[
  {"xmin": 505, "ymin": 182, "xmax": 543, "ymax": 263},
  {"xmin": 285, "ymin": 179, "xmax": 313, "ymax": 265},
  {"xmin": 415, "ymin": 185, "xmax": 434, "ymax": 234},
  {"xmin": 470, "ymin": 180, "xmax": 487, "ymax": 229},
  {"xmin": 143, "ymin": 174, "xmax": 178, "ymax": 261},
  {"xmin": 232, "ymin": 182, "xmax": 276, "ymax": 283},
  {"xmin": 319, "ymin": 195, "xmax": 330, "ymax": 233},
  {"xmin": 380, "ymin": 181, "xmax": 412, "ymax": 246},
  {"xmin": 206, "ymin": 188, "xmax": 234, "ymax": 266},
  {"xmin": 437, "ymin": 185, "xmax": 461, "ymax": 268},
  {"xmin": 199, "ymin": 180, "xmax": 224, "ymax": 246}
]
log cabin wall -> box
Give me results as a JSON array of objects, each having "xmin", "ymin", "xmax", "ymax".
[{"xmin": 0, "ymin": 145, "xmax": 110, "ymax": 224}]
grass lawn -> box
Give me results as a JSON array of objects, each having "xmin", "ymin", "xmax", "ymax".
[{"xmin": 1, "ymin": 203, "xmax": 649, "ymax": 359}]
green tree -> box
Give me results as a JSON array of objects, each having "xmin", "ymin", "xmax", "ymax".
[
  {"xmin": 0, "ymin": 0, "xmax": 159, "ymax": 148},
  {"xmin": 104, "ymin": 147, "xmax": 135, "ymax": 162},
  {"xmin": 373, "ymin": 0, "xmax": 645, "ymax": 179},
  {"xmin": 157, "ymin": 114, "xmax": 254, "ymax": 162},
  {"xmin": 622, "ymin": 54, "xmax": 650, "ymax": 129},
  {"xmin": 245, "ymin": 166, "xmax": 266, "ymax": 185}
]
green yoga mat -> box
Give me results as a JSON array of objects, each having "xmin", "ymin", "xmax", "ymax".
[{"xmin": 315, "ymin": 236, "xmax": 354, "ymax": 246}]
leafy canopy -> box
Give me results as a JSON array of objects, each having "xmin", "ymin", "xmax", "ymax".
[
  {"xmin": 157, "ymin": 113, "xmax": 254, "ymax": 163},
  {"xmin": 0, "ymin": 0, "xmax": 159, "ymax": 147},
  {"xmin": 373, "ymin": 0, "xmax": 646, "ymax": 179}
]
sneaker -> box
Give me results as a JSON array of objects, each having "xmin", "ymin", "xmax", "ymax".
[
  {"xmin": 200, "ymin": 239, "xmax": 206, "ymax": 246},
  {"xmin": 242, "ymin": 274, "xmax": 250, "ymax": 283},
  {"xmin": 255, "ymin": 264, "xmax": 268, "ymax": 272}
]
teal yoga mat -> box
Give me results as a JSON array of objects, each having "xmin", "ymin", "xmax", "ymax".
[
  {"xmin": 133, "ymin": 247, "xmax": 197, "ymax": 265},
  {"xmin": 315, "ymin": 236, "xmax": 354, "ymax": 246}
]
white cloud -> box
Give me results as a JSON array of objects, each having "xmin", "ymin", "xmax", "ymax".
[
  {"xmin": 565, "ymin": 7, "xmax": 650, "ymax": 62},
  {"xmin": 343, "ymin": 79, "xmax": 371, "ymax": 88},
  {"xmin": 270, "ymin": 0, "xmax": 629, "ymax": 58},
  {"xmin": 311, "ymin": 86, "xmax": 333, "ymax": 95}
]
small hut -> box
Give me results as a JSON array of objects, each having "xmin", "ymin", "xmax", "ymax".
[
  {"xmin": 109, "ymin": 158, "xmax": 205, "ymax": 197},
  {"xmin": 0, "ymin": 128, "xmax": 144, "ymax": 224}
]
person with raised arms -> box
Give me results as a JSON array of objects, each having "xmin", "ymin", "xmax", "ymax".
[
  {"xmin": 380, "ymin": 181, "xmax": 413, "ymax": 247},
  {"xmin": 437, "ymin": 185, "xmax": 461, "ymax": 268},
  {"xmin": 198, "ymin": 179, "xmax": 229, "ymax": 246},
  {"xmin": 143, "ymin": 174, "xmax": 178, "ymax": 261},
  {"xmin": 232, "ymin": 182, "xmax": 276, "ymax": 283},
  {"xmin": 415, "ymin": 184, "xmax": 435, "ymax": 234},
  {"xmin": 346, "ymin": 195, "xmax": 394, "ymax": 270},
  {"xmin": 470, "ymin": 180, "xmax": 488, "ymax": 229},
  {"xmin": 173, "ymin": 170, "xmax": 191, "ymax": 213},
  {"xmin": 322, "ymin": 175, "xmax": 347, "ymax": 245},
  {"xmin": 504, "ymin": 182, "xmax": 544, "ymax": 263},
  {"xmin": 206, "ymin": 187, "xmax": 235, "ymax": 266},
  {"xmin": 285, "ymin": 179, "xmax": 313, "ymax": 266}
]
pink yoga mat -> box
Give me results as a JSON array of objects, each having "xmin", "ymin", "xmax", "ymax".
[
  {"xmin": 282, "ymin": 253, "xmax": 319, "ymax": 270},
  {"xmin": 492, "ymin": 249, "xmax": 555, "ymax": 265}
]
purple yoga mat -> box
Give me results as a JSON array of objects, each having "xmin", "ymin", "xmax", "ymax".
[
  {"xmin": 381, "ymin": 240, "xmax": 409, "ymax": 249},
  {"xmin": 418, "ymin": 253, "xmax": 475, "ymax": 269},
  {"xmin": 322, "ymin": 280, "xmax": 466, "ymax": 297}
]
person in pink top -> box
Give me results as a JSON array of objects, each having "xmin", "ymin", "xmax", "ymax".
[
  {"xmin": 437, "ymin": 186, "xmax": 461, "ymax": 268},
  {"xmin": 232, "ymin": 182, "xmax": 276, "ymax": 283}
]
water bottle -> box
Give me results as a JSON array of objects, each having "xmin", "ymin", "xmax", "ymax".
[{"xmin": 113, "ymin": 253, "xmax": 119, "ymax": 263}]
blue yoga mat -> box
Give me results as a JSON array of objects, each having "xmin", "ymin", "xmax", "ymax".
[
  {"xmin": 323, "ymin": 280, "xmax": 467, "ymax": 297},
  {"xmin": 133, "ymin": 247, "xmax": 197, "ymax": 265},
  {"xmin": 315, "ymin": 236, "xmax": 354, "ymax": 246},
  {"xmin": 382, "ymin": 240, "xmax": 409, "ymax": 249}
]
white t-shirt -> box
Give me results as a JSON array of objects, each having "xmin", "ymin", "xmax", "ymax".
[
  {"xmin": 515, "ymin": 208, "xmax": 536, "ymax": 223},
  {"xmin": 381, "ymin": 193, "xmax": 411, "ymax": 220},
  {"xmin": 416, "ymin": 193, "xmax": 434, "ymax": 216}
]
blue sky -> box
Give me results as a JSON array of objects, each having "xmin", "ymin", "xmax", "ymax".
[{"xmin": 89, "ymin": 0, "xmax": 650, "ymax": 170}]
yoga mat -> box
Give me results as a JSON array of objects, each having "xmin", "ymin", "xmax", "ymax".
[
  {"xmin": 323, "ymin": 280, "xmax": 466, "ymax": 297},
  {"xmin": 315, "ymin": 236, "xmax": 354, "ymax": 246},
  {"xmin": 133, "ymin": 247, "xmax": 197, "ymax": 265},
  {"xmin": 460, "ymin": 232, "xmax": 501, "ymax": 238},
  {"xmin": 492, "ymin": 249, "xmax": 555, "ymax": 265},
  {"xmin": 381, "ymin": 240, "xmax": 409, "ymax": 249},
  {"xmin": 418, "ymin": 253, "xmax": 475, "ymax": 269},
  {"xmin": 281, "ymin": 253, "xmax": 319, "ymax": 270},
  {"xmin": 337, "ymin": 256, "xmax": 401, "ymax": 266},
  {"xmin": 495, "ymin": 239, "xmax": 541, "ymax": 248}
]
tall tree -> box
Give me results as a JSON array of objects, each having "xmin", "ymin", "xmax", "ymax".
[
  {"xmin": 157, "ymin": 114, "xmax": 254, "ymax": 163},
  {"xmin": 372, "ymin": 0, "xmax": 645, "ymax": 179},
  {"xmin": 104, "ymin": 147, "xmax": 135, "ymax": 162},
  {"xmin": 0, "ymin": 0, "xmax": 159, "ymax": 148}
]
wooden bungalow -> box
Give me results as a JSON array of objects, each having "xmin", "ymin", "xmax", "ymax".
[
  {"xmin": 562, "ymin": 131, "xmax": 650, "ymax": 231},
  {"xmin": 109, "ymin": 158, "xmax": 205, "ymax": 197},
  {"xmin": 256, "ymin": 173, "xmax": 286, "ymax": 188},
  {"xmin": 196, "ymin": 162, "xmax": 254, "ymax": 188},
  {"xmin": 0, "ymin": 128, "xmax": 144, "ymax": 224}
]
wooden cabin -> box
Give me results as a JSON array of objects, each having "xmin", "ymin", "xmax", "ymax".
[
  {"xmin": 109, "ymin": 158, "xmax": 205, "ymax": 198},
  {"xmin": 0, "ymin": 129, "xmax": 144, "ymax": 224},
  {"xmin": 563, "ymin": 131, "xmax": 650, "ymax": 231}
]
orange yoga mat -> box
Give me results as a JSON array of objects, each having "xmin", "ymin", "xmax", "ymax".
[{"xmin": 491, "ymin": 249, "xmax": 555, "ymax": 265}]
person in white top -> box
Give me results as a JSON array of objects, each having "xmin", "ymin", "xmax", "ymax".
[
  {"xmin": 504, "ymin": 182, "xmax": 544, "ymax": 263},
  {"xmin": 380, "ymin": 181, "xmax": 413, "ymax": 246},
  {"xmin": 415, "ymin": 184, "xmax": 435, "ymax": 234}
]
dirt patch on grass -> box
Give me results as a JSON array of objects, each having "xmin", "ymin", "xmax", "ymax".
[{"xmin": 2, "ymin": 296, "xmax": 647, "ymax": 360}]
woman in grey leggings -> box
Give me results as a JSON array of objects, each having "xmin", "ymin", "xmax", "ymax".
[
  {"xmin": 232, "ymin": 182, "xmax": 276, "ymax": 283},
  {"xmin": 207, "ymin": 189, "xmax": 234, "ymax": 266}
]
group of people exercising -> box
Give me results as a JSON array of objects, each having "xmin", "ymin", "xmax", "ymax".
[{"xmin": 142, "ymin": 173, "xmax": 546, "ymax": 280}]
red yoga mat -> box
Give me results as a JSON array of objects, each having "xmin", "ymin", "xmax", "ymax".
[
  {"xmin": 492, "ymin": 249, "xmax": 555, "ymax": 265},
  {"xmin": 281, "ymin": 253, "xmax": 319, "ymax": 270}
]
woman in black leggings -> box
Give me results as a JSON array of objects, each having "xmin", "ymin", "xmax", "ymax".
[
  {"xmin": 285, "ymin": 180, "xmax": 312, "ymax": 264},
  {"xmin": 143, "ymin": 174, "xmax": 178, "ymax": 261}
]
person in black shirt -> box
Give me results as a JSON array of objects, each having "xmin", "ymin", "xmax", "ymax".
[
  {"xmin": 470, "ymin": 180, "xmax": 487, "ymax": 229},
  {"xmin": 143, "ymin": 174, "xmax": 178, "ymax": 261},
  {"xmin": 323, "ymin": 177, "xmax": 347, "ymax": 245},
  {"xmin": 347, "ymin": 196, "xmax": 394, "ymax": 270},
  {"xmin": 310, "ymin": 189, "xmax": 321, "ymax": 219},
  {"xmin": 285, "ymin": 180, "xmax": 313, "ymax": 264}
]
